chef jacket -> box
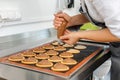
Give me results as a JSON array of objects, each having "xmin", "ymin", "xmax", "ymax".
[{"xmin": 80, "ymin": 0, "xmax": 120, "ymax": 38}]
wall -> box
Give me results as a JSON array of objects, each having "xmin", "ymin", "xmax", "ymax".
[
  {"xmin": 0, "ymin": 0, "xmax": 80, "ymax": 37},
  {"xmin": 0, "ymin": 0, "xmax": 57, "ymax": 36},
  {"xmin": 0, "ymin": 0, "xmax": 57, "ymax": 24}
]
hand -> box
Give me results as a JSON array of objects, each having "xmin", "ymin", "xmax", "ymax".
[
  {"xmin": 60, "ymin": 30, "xmax": 80, "ymax": 44},
  {"xmin": 53, "ymin": 12, "xmax": 71, "ymax": 29}
]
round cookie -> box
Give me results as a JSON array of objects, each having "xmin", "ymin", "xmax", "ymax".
[
  {"xmin": 54, "ymin": 46, "xmax": 66, "ymax": 51},
  {"xmin": 48, "ymin": 55, "xmax": 63, "ymax": 62},
  {"xmin": 63, "ymin": 44, "xmax": 74, "ymax": 48},
  {"xmin": 21, "ymin": 57, "xmax": 38, "ymax": 64},
  {"xmin": 42, "ymin": 44, "xmax": 54, "ymax": 49},
  {"xmin": 67, "ymin": 49, "xmax": 80, "ymax": 54},
  {"xmin": 74, "ymin": 45, "xmax": 87, "ymax": 49},
  {"xmin": 35, "ymin": 53, "xmax": 49, "ymax": 59},
  {"xmin": 52, "ymin": 41, "xmax": 64, "ymax": 46},
  {"xmin": 45, "ymin": 50, "xmax": 58, "ymax": 56},
  {"xmin": 52, "ymin": 41, "xmax": 59, "ymax": 46},
  {"xmin": 33, "ymin": 47, "xmax": 46, "ymax": 53},
  {"xmin": 36, "ymin": 60, "xmax": 53, "ymax": 68},
  {"xmin": 8, "ymin": 54, "xmax": 25, "ymax": 62},
  {"xmin": 59, "ymin": 52, "xmax": 73, "ymax": 58},
  {"xmin": 61, "ymin": 58, "xmax": 77, "ymax": 65},
  {"xmin": 21, "ymin": 51, "xmax": 36, "ymax": 57},
  {"xmin": 51, "ymin": 63, "xmax": 69, "ymax": 72}
]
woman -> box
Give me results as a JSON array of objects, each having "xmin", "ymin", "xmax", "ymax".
[{"xmin": 53, "ymin": 0, "xmax": 120, "ymax": 80}]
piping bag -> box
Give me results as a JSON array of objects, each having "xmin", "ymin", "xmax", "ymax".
[
  {"xmin": 55, "ymin": 0, "xmax": 68, "ymax": 43},
  {"xmin": 57, "ymin": 18, "xmax": 67, "ymax": 38},
  {"xmin": 57, "ymin": 18, "xmax": 68, "ymax": 44}
]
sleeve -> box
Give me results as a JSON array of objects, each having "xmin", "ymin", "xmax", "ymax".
[{"xmin": 92, "ymin": 0, "xmax": 120, "ymax": 38}]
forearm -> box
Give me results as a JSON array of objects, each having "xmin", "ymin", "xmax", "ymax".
[
  {"xmin": 78, "ymin": 28, "xmax": 120, "ymax": 42},
  {"xmin": 68, "ymin": 14, "xmax": 89, "ymax": 26}
]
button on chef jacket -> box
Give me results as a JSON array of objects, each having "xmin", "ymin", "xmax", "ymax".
[{"xmin": 80, "ymin": 0, "xmax": 120, "ymax": 38}]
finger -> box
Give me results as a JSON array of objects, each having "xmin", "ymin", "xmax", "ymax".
[
  {"xmin": 53, "ymin": 18, "xmax": 62, "ymax": 27},
  {"xmin": 55, "ymin": 13, "xmax": 65, "ymax": 19},
  {"xmin": 64, "ymin": 40, "xmax": 76, "ymax": 45},
  {"xmin": 54, "ymin": 17, "xmax": 64, "ymax": 23},
  {"xmin": 60, "ymin": 35, "xmax": 69, "ymax": 40},
  {"xmin": 54, "ymin": 24, "xmax": 61, "ymax": 29},
  {"xmin": 54, "ymin": 20, "xmax": 62, "ymax": 24},
  {"xmin": 64, "ymin": 31, "xmax": 69, "ymax": 35},
  {"xmin": 54, "ymin": 20, "xmax": 62, "ymax": 27},
  {"xmin": 64, "ymin": 30, "xmax": 71, "ymax": 35},
  {"xmin": 62, "ymin": 40, "xmax": 69, "ymax": 44},
  {"xmin": 54, "ymin": 12, "xmax": 71, "ymax": 23},
  {"xmin": 56, "ymin": 17, "xmax": 64, "ymax": 21},
  {"xmin": 62, "ymin": 13, "xmax": 71, "ymax": 22},
  {"xmin": 66, "ymin": 29, "xmax": 71, "ymax": 33},
  {"xmin": 62, "ymin": 40, "xmax": 73, "ymax": 45},
  {"xmin": 62, "ymin": 13, "xmax": 69, "ymax": 21}
]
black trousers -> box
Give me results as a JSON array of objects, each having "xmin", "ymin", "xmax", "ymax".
[{"xmin": 110, "ymin": 42, "xmax": 120, "ymax": 80}]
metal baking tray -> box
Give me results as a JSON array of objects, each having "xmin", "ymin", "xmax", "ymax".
[{"xmin": 0, "ymin": 41, "xmax": 103, "ymax": 78}]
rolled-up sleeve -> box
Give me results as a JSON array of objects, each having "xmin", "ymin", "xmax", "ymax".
[{"xmin": 92, "ymin": 0, "xmax": 120, "ymax": 38}]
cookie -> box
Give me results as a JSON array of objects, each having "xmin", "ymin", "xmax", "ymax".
[
  {"xmin": 21, "ymin": 51, "xmax": 36, "ymax": 57},
  {"xmin": 42, "ymin": 44, "xmax": 54, "ymax": 49},
  {"xmin": 61, "ymin": 58, "xmax": 77, "ymax": 65},
  {"xmin": 45, "ymin": 50, "xmax": 58, "ymax": 56},
  {"xmin": 67, "ymin": 49, "xmax": 80, "ymax": 54},
  {"xmin": 59, "ymin": 52, "xmax": 73, "ymax": 58},
  {"xmin": 21, "ymin": 57, "xmax": 38, "ymax": 64},
  {"xmin": 54, "ymin": 46, "xmax": 66, "ymax": 51},
  {"xmin": 51, "ymin": 63, "xmax": 69, "ymax": 72},
  {"xmin": 74, "ymin": 45, "xmax": 87, "ymax": 49},
  {"xmin": 35, "ymin": 53, "xmax": 49, "ymax": 59},
  {"xmin": 52, "ymin": 41, "xmax": 59, "ymax": 46},
  {"xmin": 63, "ymin": 44, "xmax": 74, "ymax": 48},
  {"xmin": 8, "ymin": 54, "xmax": 25, "ymax": 62},
  {"xmin": 36, "ymin": 60, "xmax": 53, "ymax": 68},
  {"xmin": 48, "ymin": 56, "xmax": 63, "ymax": 62},
  {"xmin": 33, "ymin": 47, "xmax": 46, "ymax": 53}
]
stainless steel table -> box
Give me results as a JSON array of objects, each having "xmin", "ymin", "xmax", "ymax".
[{"xmin": 0, "ymin": 28, "xmax": 111, "ymax": 80}]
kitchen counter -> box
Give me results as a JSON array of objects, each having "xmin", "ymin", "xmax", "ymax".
[{"xmin": 0, "ymin": 28, "xmax": 111, "ymax": 80}]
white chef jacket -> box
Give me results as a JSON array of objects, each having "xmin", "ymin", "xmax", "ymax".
[{"xmin": 80, "ymin": 0, "xmax": 120, "ymax": 38}]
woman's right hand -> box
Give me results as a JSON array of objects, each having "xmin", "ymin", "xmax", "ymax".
[{"xmin": 53, "ymin": 12, "xmax": 71, "ymax": 29}]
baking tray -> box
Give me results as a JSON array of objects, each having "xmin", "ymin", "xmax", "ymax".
[{"xmin": 0, "ymin": 41, "xmax": 103, "ymax": 78}]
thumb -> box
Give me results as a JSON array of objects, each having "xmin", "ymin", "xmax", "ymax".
[{"xmin": 60, "ymin": 35, "xmax": 69, "ymax": 40}]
